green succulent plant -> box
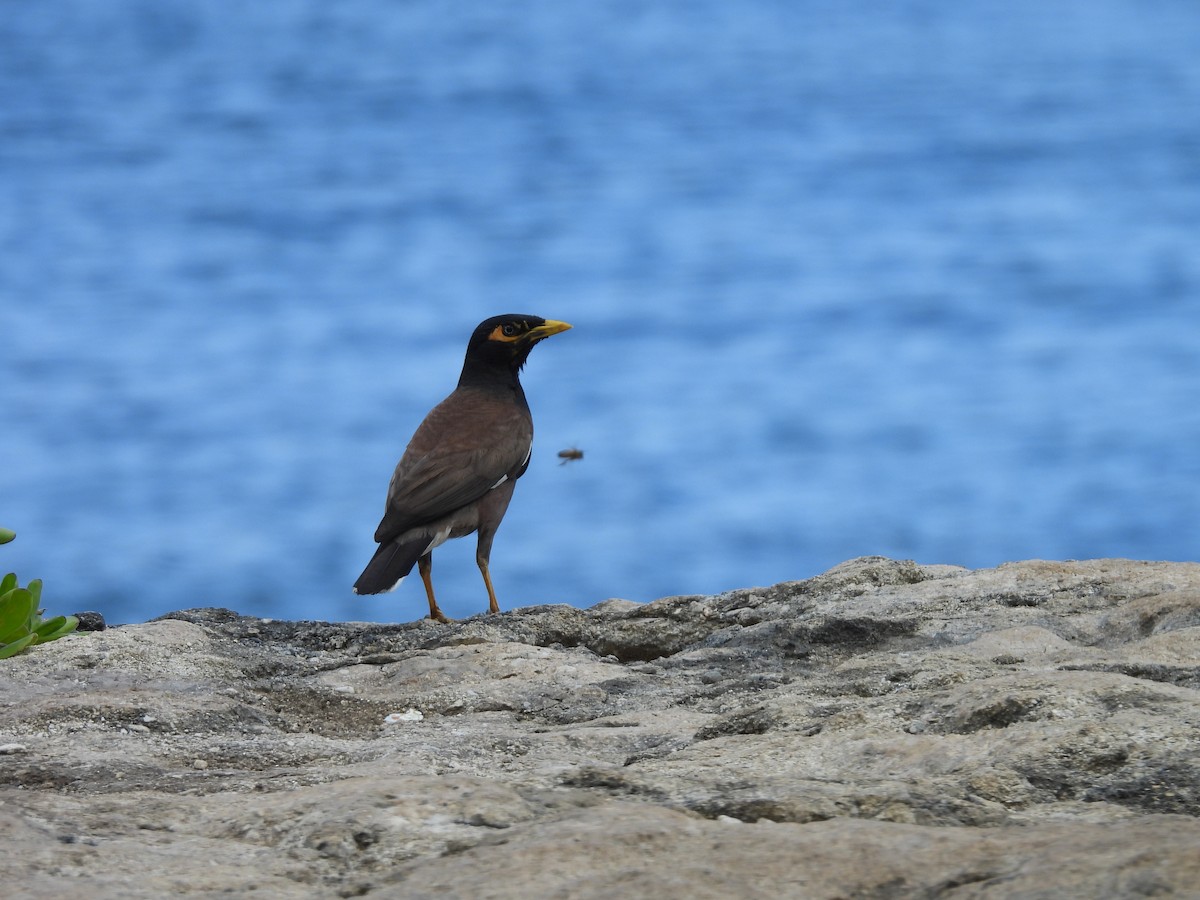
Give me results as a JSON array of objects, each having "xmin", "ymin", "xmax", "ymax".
[{"xmin": 0, "ymin": 529, "xmax": 78, "ymax": 659}]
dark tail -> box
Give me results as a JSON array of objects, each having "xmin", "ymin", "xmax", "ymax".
[{"xmin": 353, "ymin": 538, "xmax": 427, "ymax": 594}]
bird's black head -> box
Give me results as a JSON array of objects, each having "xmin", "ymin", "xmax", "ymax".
[{"xmin": 460, "ymin": 314, "xmax": 572, "ymax": 382}]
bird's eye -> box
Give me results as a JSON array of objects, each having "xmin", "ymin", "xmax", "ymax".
[{"xmin": 502, "ymin": 323, "xmax": 520, "ymax": 337}]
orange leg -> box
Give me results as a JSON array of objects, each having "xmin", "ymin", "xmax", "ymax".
[
  {"xmin": 418, "ymin": 553, "xmax": 452, "ymax": 624},
  {"xmin": 478, "ymin": 558, "xmax": 501, "ymax": 615}
]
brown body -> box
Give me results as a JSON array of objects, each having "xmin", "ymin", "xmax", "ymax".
[{"xmin": 353, "ymin": 315, "xmax": 571, "ymax": 622}]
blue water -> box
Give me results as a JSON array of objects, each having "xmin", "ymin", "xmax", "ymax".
[{"xmin": 2, "ymin": 1, "xmax": 1198, "ymax": 625}]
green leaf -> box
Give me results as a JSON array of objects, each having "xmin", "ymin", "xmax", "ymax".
[
  {"xmin": 33, "ymin": 616, "xmax": 78, "ymax": 644},
  {"xmin": 0, "ymin": 528, "xmax": 15, "ymax": 545},
  {"xmin": 0, "ymin": 632, "xmax": 37, "ymax": 659},
  {"xmin": 0, "ymin": 587, "xmax": 37, "ymax": 644},
  {"xmin": 0, "ymin": 573, "xmax": 16, "ymax": 595},
  {"xmin": 27, "ymin": 579, "xmax": 42, "ymax": 606},
  {"xmin": 33, "ymin": 614, "xmax": 67, "ymax": 637},
  {"xmin": 33, "ymin": 614, "xmax": 76, "ymax": 640}
]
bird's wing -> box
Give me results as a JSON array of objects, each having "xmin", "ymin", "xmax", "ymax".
[
  {"xmin": 375, "ymin": 445, "xmax": 522, "ymax": 539},
  {"xmin": 373, "ymin": 390, "xmax": 532, "ymax": 544}
]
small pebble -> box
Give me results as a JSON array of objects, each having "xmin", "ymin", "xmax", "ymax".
[
  {"xmin": 72, "ymin": 611, "xmax": 106, "ymax": 632},
  {"xmin": 732, "ymin": 608, "xmax": 764, "ymax": 626},
  {"xmin": 192, "ymin": 759, "xmax": 208, "ymax": 770},
  {"xmin": 0, "ymin": 743, "xmax": 29, "ymax": 755},
  {"xmin": 384, "ymin": 709, "xmax": 425, "ymax": 725}
]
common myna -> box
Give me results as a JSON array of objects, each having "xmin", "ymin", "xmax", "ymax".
[{"xmin": 353, "ymin": 314, "xmax": 572, "ymax": 622}]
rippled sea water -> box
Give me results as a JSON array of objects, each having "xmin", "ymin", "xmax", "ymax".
[{"xmin": 2, "ymin": 1, "xmax": 1198, "ymax": 623}]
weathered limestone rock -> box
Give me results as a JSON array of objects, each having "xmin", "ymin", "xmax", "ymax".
[{"xmin": 2, "ymin": 557, "xmax": 1198, "ymax": 897}]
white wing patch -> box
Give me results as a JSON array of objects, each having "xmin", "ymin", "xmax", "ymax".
[
  {"xmin": 490, "ymin": 443, "xmax": 532, "ymax": 490},
  {"xmin": 425, "ymin": 528, "xmax": 453, "ymax": 553}
]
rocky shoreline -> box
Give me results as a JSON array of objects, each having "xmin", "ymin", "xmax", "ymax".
[{"xmin": 3, "ymin": 557, "xmax": 1199, "ymax": 897}]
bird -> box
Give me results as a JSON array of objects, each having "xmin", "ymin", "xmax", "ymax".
[{"xmin": 353, "ymin": 314, "xmax": 572, "ymax": 622}]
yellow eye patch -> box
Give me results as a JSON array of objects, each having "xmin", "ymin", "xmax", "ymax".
[{"xmin": 488, "ymin": 324, "xmax": 525, "ymax": 342}]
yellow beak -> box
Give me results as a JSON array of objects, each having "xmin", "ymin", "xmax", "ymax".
[{"xmin": 530, "ymin": 319, "xmax": 572, "ymax": 340}]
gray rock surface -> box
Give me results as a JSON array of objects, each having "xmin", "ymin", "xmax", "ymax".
[{"xmin": 2, "ymin": 557, "xmax": 1199, "ymax": 897}]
